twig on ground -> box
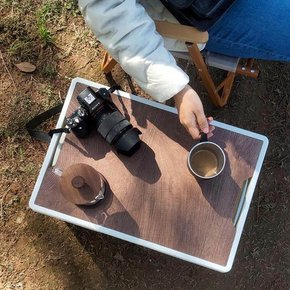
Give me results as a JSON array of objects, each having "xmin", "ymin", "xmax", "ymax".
[
  {"xmin": 0, "ymin": 186, "xmax": 11, "ymax": 222},
  {"xmin": 0, "ymin": 50, "xmax": 17, "ymax": 90},
  {"xmin": 58, "ymin": 91, "xmax": 62, "ymax": 102},
  {"xmin": 78, "ymin": 58, "xmax": 94, "ymax": 70},
  {"xmin": 0, "ymin": 263, "xmax": 8, "ymax": 270},
  {"xmin": 4, "ymin": 237, "xmax": 20, "ymax": 257}
]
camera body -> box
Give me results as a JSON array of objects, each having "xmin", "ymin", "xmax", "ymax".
[
  {"xmin": 66, "ymin": 87, "xmax": 141, "ymax": 156},
  {"xmin": 66, "ymin": 107, "xmax": 90, "ymax": 139}
]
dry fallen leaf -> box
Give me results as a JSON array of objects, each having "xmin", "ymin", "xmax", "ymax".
[{"xmin": 15, "ymin": 62, "xmax": 36, "ymax": 73}]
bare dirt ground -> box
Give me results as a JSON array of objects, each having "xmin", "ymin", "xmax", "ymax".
[{"xmin": 0, "ymin": 1, "xmax": 289, "ymax": 289}]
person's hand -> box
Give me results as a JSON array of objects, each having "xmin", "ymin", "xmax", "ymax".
[{"xmin": 173, "ymin": 85, "xmax": 214, "ymax": 139}]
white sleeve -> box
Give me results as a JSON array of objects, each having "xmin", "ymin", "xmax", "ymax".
[{"xmin": 78, "ymin": 0, "xmax": 189, "ymax": 102}]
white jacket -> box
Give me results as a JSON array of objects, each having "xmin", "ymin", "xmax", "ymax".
[{"xmin": 78, "ymin": 0, "xmax": 190, "ymax": 102}]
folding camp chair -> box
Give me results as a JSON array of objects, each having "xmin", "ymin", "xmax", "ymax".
[{"xmin": 101, "ymin": 20, "xmax": 259, "ymax": 107}]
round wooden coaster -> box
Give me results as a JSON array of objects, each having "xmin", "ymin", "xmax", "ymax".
[{"xmin": 59, "ymin": 163, "xmax": 107, "ymax": 206}]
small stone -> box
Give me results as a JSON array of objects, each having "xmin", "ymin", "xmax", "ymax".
[
  {"xmin": 114, "ymin": 253, "xmax": 124, "ymax": 262},
  {"xmin": 15, "ymin": 282, "xmax": 24, "ymax": 290},
  {"xmin": 16, "ymin": 212, "xmax": 25, "ymax": 224}
]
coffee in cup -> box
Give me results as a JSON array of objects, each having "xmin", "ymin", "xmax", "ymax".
[{"xmin": 188, "ymin": 141, "xmax": 226, "ymax": 179}]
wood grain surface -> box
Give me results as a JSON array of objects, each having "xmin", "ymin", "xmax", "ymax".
[{"xmin": 35, "ymin": 82, "xmax": 263, "ymax": 265}]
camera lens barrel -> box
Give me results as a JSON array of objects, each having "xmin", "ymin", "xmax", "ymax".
[
  {"xmin": 96, "ymin": 110, "xmax": 141, "ymax": 155},
  {"xmin": 105, "ymin": 120, "xmax": 131, "ymax": 144},
  {"xmin": 115, "ymin": 127, "xmax": 142, "ymax": 156},
  {"xmin": 97, "ymin": 111, "xmax": 127, "ymax": 139}
]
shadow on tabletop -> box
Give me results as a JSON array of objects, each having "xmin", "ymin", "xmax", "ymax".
[
  {"xmin": 65, "ymin": 131, "xmax": 162, "ymax": 184},
  {"xmin": 78, "ymin": 184, "xmax": 141, "ymax": 238},
  {"xmin": 129, "ymin": 98, "xmax": 253, "ymax": 220},
  {"xmin": 194, "ymin": 138, "xmax": 241, "ymax": 219}
]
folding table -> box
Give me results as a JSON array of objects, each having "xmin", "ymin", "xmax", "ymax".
[{"xmin": 29, "ymin": 77, "xmax": 268, "ymax": 272}]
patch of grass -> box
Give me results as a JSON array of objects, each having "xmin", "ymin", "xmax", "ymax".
[
  {"xmin": 1, "ymin": 95, "xmax": 36, "ymax": 139},
  {"xmin": 41, "ymin": 85, "xmax": 61, "ymax": 109},
  {"xmin": 37, "ymin": 25, "xmax": 53, "ymax": 46},
  {"xmin": 7, "ymin": 38, "xmax": 36, "ymax": 60},
  {"xmin": 40, "ymin": 63, "xmax": 58, "ymax": 79},
  {"xmin": 19, "ymin": 161, "xmax": 39, "ymax": 177},
  {"xmin": 0, "ymin": 6, "xmax": 39, "ymax": 61},
  {"xmin": 63, "ymin": 0, "xmax": 80, "ymax": 16},
  {"xmin": 37, "ymin": 2, "xmax": 62, "ymax": 24},
  {"xmin": 36, "ymin": 3, "xmax": 60, "ymax": 46}
]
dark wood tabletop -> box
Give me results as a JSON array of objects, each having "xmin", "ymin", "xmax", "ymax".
[{"xmin": 35, "ymin": 82, "xmax": 263, "ymax": 266}]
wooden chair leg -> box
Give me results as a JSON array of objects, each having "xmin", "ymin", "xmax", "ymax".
[
  {"xmin": 186, "ymin": 42, "xmax": 238, "ymax": 107},
  {"xmin": 219, "ymin": 71, "xmax": 236, "ymax": 106},
  {"xmin": 101, "ymin": 51, "xmax": 117, "ymax": 74},
  {"xmin": 236, "ymin": 58, "xmax": 259, "ymax": 78},
  {"xmin": 186, "ymin": 43, "xmax": 222, "ymax": 106}
]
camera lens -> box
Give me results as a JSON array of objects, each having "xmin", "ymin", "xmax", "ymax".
[
  {"xmin": 96, "ymin": 110, "xmax": 141, "ymax": 155},
  {"xmin": 114, "ymin": 127, "xmax": 141, "ymax": 156},
  {"xmin": 97, "ymin": 111, "xmax": 127, "ymax": 140}
]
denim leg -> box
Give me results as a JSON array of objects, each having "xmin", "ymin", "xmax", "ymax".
[{"xmin": 206, "ymin": 0, "xmax": 290, "ymax": 61}]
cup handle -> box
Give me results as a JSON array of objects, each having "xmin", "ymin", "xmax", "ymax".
[{"xmin": 200, "ymin": 132, "xmax": 208, "ymax": 142}]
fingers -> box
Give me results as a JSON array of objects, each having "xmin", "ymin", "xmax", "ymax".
[
  {"xmin": 207, "ymin": 131, "xmax": 214, "ymax": 138},
  {"xmin": 182, "ymin": 114, "xmax": 215, "ymax": 140},
  {"xmin": 187, "ymin": 124, "xmax": 202, "ymax": 140},
  {"xmin": 180, "ymin": 111, "xmax": 201, "ymax": 140},
  {"xmin": 173, "ymin": 86, "xmax": 215, "ymax": 140},
  {"xmin": 195, "ymin": 109, "xmax": 209, "ymax": 134}
]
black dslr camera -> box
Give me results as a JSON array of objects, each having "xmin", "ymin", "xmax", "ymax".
[{"xmin": 66, "ymin": 87, "xmax": 142, "ymax": 156}]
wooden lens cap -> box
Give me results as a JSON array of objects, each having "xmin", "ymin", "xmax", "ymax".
[{"xmin": 59, "ymin": 163, "xmax": 107, "ymax": 206}]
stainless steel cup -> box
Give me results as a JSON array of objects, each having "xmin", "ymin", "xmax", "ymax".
[{"xmin": 188, "ymin": 140, "xmax": 226, "ymax": 179}]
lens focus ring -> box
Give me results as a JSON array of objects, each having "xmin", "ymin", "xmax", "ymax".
[
  {"xmin": 106, "ymin": 119, "xmax": 131, "ymax": 144},
  {"xmin": 97, "ymin": 111, "xmax": 125, "ymax": 138}
]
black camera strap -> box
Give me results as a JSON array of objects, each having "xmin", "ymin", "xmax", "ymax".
[
  {"xmin": 26, "ymin": 103, "xmax": 68, "ymax": 143},
  {"xmin": 108, "ymin": 85, "xmax": 121, "ymax": 93},
  {"xmin": 26, "ymin": 84, "xmax": 122, "ymax": 144},
  {"xmin": 49, "ymin": 127, "xmax": 71, "ymax": 137}
]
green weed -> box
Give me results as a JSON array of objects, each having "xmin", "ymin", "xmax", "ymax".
[
  {"xmin": 36, "ymin": 2, "xmax": 62, "ymax": 46},
  {"xmin": 37, "ymin": 2, "xmax": 62, "ymax": 24},
  {"xmin": 40, "ymin": 63, "xmax": 58, "ymax": 79},
  {"xmin": 38, "ymin": 24, "xmax": 53, "ymax": 46}
]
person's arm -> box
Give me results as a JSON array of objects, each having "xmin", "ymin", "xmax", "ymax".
[{"xmin": 78, "ymin": 0, "xmax": 212, "ymax": 139}]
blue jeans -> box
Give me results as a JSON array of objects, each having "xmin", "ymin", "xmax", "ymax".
[{"xmin": 206, "ymin": 0, "xmax": 290, "ymax": 61}]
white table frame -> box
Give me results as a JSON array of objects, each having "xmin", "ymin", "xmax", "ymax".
[{"xmin": 29, "ymin": 77, "xmax": 268, "ymax": 273}]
